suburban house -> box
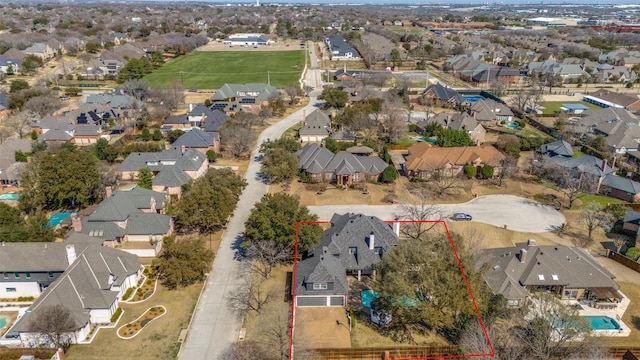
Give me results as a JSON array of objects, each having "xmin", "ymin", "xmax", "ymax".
[
  {"xmin": 0, "ymin": 55, "xmax": 20, "ymax": 74},
  {"xmin": 542, "ymin": 153, "xmax": 640, "ymax": 202},
  {"xmin": 297, "ymin": 143, "xmax": 388, "ymax": 186},
  {"xmin": 85, "ymin": 93, "xmax": 136, "ymax": 110},
  {"xmin": 22, "ymin": 43, "xmax": 55, "ymax": 60},
  {"xmin": 73, "ymin": 186, "xmax": 172, "ymax": 257},
  {"xmin": 72, "ymin": 125, "xmax": 104, "ymax": 146},
  {"xmin": 199, "ymin": 109, "xmax": 231, "ymax": 135},
  {"xmin": 210, "ymin": 83, "xmax": 277, "ymax": 114},
  {"xmin": 116, "ymin": 147, "xmax": 208, "ymax": 199},
  {"xmin": 584, "ymin": 90, "xmax": 640, "ymax": 110},
  {"xmin": 295, "ymin": 213, "xmax": 400, "ymax": 307},
  {"xmin": 477, "ymin": 240, "xmax": 622, "ymax": 308},
  {"xmin": 571, "ymin": 107, "xmax": 640, "ymax": 154},
  {"xmin": 403, "ymin": 142, "xmax": 505, "ymax": 179},
  {"xmin": 2, "ymin": 241, "xmax": 142, "ymax": 346},
  {"xmin": 416, "ymin": 113, "xmax": 486, "ymax": 144},
  {"xmin": 468, "ymin": 98, "xmax": 514, "ymax": 125},
  {"xmin": 471, "ymin": 67, "xmax": 521, "ymax": 85},
  {"xmin": 187, "ymin": 104, "xmax": 215, "ymax": 128},
  {"xmin": 0, "ymin": 139, "xmax": 31, "ymax": 186},
  {"xmin": 172, "ymin": 128, "xmax": 219, "ymax": 154},
  {"xmin": 299, "ymin": 109, "xmax": 331, "ymax": 143},
  {"xmin": 325, "ymin": 35, "xmax": 361, "ymax": 60},
  {"xmin": 622, "ymin": 210, "xmax": 640, "ymax": 247},
  {"xmin": 162, "ymin": 115, "xmax": 192, "ymax": 132},
  {"xmin": 422, "ymin": 83, "xmax": 466, "ymax": 108},
  {"xmin": 540, "ymin": 139, "xmax": 574, "ymax": 157}
]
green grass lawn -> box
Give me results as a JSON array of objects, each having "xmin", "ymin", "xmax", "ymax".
[
  {"xmin": 144, "ymin": 51, "xmax": 305, "ymax": 89},
  {"xmin": 574, "ymin": 193, "xmax": 626, "ymax": 209},
  {"xmin": 540, "ymin": 101, "xmax": 602, "ymax": 115}
]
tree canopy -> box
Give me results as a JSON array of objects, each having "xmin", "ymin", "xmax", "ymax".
[
  {"xmin": 374, "ymin": 231, "xmax": 489, "ymax": 342},
  {"xmin": 318, "ymin": 86, "xmax": 349, "ymax": 109},
  {"xmin": 244, "ymin": 193, "xmax": 322, "ymax": 253},
  {"xmin": 260, "ymin": 136, "xmax": 301, "ymax": 184},
  {"xmin": 19, "ymin": 148, "xmax": 101, "ymax": 211},
  {"xmin": 152, "ymin": 237, "xmax": 214, "ymax": 289},
  {"xmin": 136, "ymin": 167, "xmax": 153, "ymax": 189},
  {"xmin": 175, "ymin": 168, "xmax": 247, "ymax": 234},
  {"xmin": 28, "ymin": 304, "xmax": 78, "ymax": 348}
]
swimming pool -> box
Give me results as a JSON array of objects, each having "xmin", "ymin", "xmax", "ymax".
[
  {"xmin": 361, "ymin": 290, "xmax": 379, "ymax": 309},
  {"xmin": 0, "ymin": 193, "xmax": 19, "ymax": 200},
  {"xmin": 584, "ymin": 316, "xmax": 622, "ymax": 331},
  {"xmin": 463, "ymin": 94, "xmax": 484, "ymax": 102},
  {"xmin": 506, "ymin": 122, "xmax": 519, "ymax": 129},
  {"xmin": 47, "ymin": 212, "xmax": 76, "ymax": 228},
  {"xmin": 0, "ymin": 315, "xmax": 7, "ymax": 328}
]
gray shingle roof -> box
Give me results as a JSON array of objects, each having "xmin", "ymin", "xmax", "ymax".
[
  {"xmin": 39, "ymin": 129, "xmax": 73, "ymax": 141},
  {"xmin": 117, "ymin": 147, "xmax": 207, "ymax": 174},
  {"xmin": 172, "ymin": 128, "xmax": 215, "ymax": 148},
  {"xmin": 298, "ymin": 144, "xmax": 387, "ymax": 176},
  {"xmin": 211, "ymin": 83, "xmax": 277, "ymax": 102},
  {"xmin": 316, "ymin": 213, "xmax": 399, "ymax": 273},
  {"xmin": 623, "ymin": 210, "xmax": 640, "ymax": 225},
  {"xmin": 295, "ymin": 249, "xmax": 348, "ymax": 296},
  {"xmin": 544, "ymin": 154, "xmax": 615, "ymax": 178},
  {"xmin": 164, "ymin": 115, "xmax": 189, "ymax": 125},
  {"xmin": 601, "ymin": 174, "xmax": 640, "ymax": 195},
  {"xmin": 540, "ymin": 140, "xmax": 574, "ymax": 157},
  {"xmin": 85, "ymin": 94, "xmax": 135, "ymax": 109},
  {"xmin": 477, "ymin": 243, "xmax": 619, "ymax": 301},
  {"xmin": 6, "ymin": 243, "xmax": 140, "ymax": 336},
  {"xmin": 200, "ymin": 110, "xmax": 230, "ymax": 132},
  {"xmin": 0, "ymin": 243, "xmax": 69, "ymax": 272},
  {"xmin": 0, "ymin": 139, "xmax": 32, "ymax": 160},
  {"xmin": 423, "ymin": 83, "xmax": 465, "ymax": 104}
]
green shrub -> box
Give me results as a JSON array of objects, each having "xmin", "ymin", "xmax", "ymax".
[
  {"xmin": 463, "ymin": 164, "xmax": 476, "ymax": 179},
  {"xmin": 625, "ymin": 247, "xmax": 640, "ymax": 261},
  {"xmin": 481, "ymin": 165, "xmax": 494, "ymax": 178},
  {"xmin": 381, "ymin": 165, "xmax": 397, "ymax": 183},
  {"xmin": 349, "ymin": 306, "xmax": 356, "ymax": 329},
  {"xmin": 110, "ymin": 308, "xmax": 123, "ymax": 323},
  {"xmin": 123, "ymin": 288, "xmax": 133, "ymax": 300}
]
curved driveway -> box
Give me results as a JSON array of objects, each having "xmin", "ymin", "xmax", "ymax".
[{"xmin": 308, "ymin": 194, "xmax": 566, "ymax": 233}]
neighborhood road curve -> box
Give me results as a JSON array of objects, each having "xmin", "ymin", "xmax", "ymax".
[
  {"xmin": 178, "ymin": 47, "xmax": 326, "ymax": 360},
  {"xmin": 308, "ymin": 194, "xmax": 566, "ymax": 234}
]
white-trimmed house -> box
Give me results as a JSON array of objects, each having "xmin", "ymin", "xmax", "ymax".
[{"xmin": 2, "ymin": 241, "xmax": 142, "ymax": 346}]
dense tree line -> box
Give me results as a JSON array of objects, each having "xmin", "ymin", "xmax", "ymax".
[{"xmin": 0, "ymin": 204, "xmax": 55, "ymax": 242}]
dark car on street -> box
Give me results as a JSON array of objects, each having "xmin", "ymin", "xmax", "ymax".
[{"xmin": 452, "ymin": 213, "xmax": 472, "ymax": 221}]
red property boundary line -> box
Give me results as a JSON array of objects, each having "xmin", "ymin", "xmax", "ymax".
[{"xmin": 291, "ymin": 219, "xmax": 495, "ymax": 360}]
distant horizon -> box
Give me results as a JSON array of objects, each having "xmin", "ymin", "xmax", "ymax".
[{"xmin": 50, "ymin": 0, "xmax": 640, "ymax": 5}]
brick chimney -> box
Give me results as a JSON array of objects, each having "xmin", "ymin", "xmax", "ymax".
[
  {"xmin": 105, "ymin": 186, "xmax": 112, "ymax": 198},
  {"xmin": 71, "ymin": 214, "xmax": 82, "ymax": 233},
  {"xmin": 601, "ymin": 158, "xmax": 607, "ymax": 172},
  {"xmin": 368, "ymin": 232, "xmax": 375, "ymax": 250},
  {"xmin": 392, "ymin": 218, "xmax": 400, "ymax": 237},
  {"xmin": 181, "ymin": 145, "xmax": 186, "ymax": 154}
]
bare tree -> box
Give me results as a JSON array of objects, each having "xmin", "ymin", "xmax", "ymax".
[
  {"xmin": 380, "ymin": 103, "xmax": 406, "ymax": 144},
  {"xmin": 0, "ymin": 127, "xmax": 12, "ymax": 144},
  {"xmin": 394, "ymin": 187, "xmax": 441, "ymax": 240},
  {"xmin": 577, "ymin": 202, "xmax": 615, "ymax": 242},
  {"xmin": 27, "ymin": 304, "xmax": 78, "ymax": 348},
  {"xmin": 515, "ymin": 293, "xmax": 595, "ymax": 360},
  {"xmin": 227, "ymin": 275, "xmax": 274, "ymax": 314},
  {"xmin": 7, "ymin": 111, "xmax": 33, "ymax": 139},
  {"xmin": 612, "ymin": 237, "xmax": 627, "ymax": 253},
  {"xmin": 285, "ymin": 85, "xmax": 299, "ymax": 105},
  {"xmin": 246, "ymin": 239, "xmax": 291, "ymax": 279},
  {"xmin": 255, "ymin": 305, "xmax": 290, "ymax": 360},
  {"xmin": 220, "ymin": 126, "xmax": 256, "ymax": 158},
  {"xmin": 23, "ymin": 95, "xmax": 63, "ymax": 118}
]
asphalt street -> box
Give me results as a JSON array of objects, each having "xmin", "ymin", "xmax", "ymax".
[
  {"xmin": 308, "ymin": 194, "xmax": 566, "ymax": 234},
  {"xmin": 178, "ymin": 47, "xmax": 325, "ymax": 360}
]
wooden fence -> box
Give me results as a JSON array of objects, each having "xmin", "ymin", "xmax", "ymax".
[
  {"xmin": 607, "ymin": 249, "xmax": 640, "ymax": 273},
  {"xmin": 308, "ymin": 346, "xmax": 640, "ymax": 360}
]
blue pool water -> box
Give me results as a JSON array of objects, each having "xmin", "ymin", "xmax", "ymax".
[
  {"xmin": 506, "ymin": 122, "xmax": 519, "ymax": 129},
  {"xmin": 585, "ymin": 316, "xmax": 621, "ymax": 331},
  {"xmin": 463, "ymin": 95, "xmax": 484, "ymax": 102},
  {"xmin": 0, "ymin": 315, "xmax": 7, "ymax": 328},
  {"xmin": 0, "ymin": 193, "xmax": 19, "ymax": 200},
  {"xmin": 361, "ymin": 290, "xmax": 379, "ymax": 309},
  {"xmin": 47, "ymin": 212, "xmax": 76, "ymax": 228}
]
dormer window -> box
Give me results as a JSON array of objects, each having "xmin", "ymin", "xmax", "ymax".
[
  {"xmin": 348, "ymin": 247, "xmax": 357, "ymax": 255},
  {"xmin": 313, "ymin": 282, "xmax": 328, "ymax": 290},
  {"xmin": 374, "ymin": 247, "xmax": 383, "ymax": 256}
]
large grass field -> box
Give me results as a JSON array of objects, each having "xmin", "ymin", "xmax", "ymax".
[{"xmin": 144, "ymin": 50, "xmax": 305, "ymax": 89}]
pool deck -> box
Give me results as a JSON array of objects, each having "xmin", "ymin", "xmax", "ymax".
[{"xmin": 571, "ymin": 290, "xmax": 631, "ymax": 337}]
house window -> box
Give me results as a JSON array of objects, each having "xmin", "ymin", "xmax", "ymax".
[
  {"xmin": 14, "ymin": 272, "xmax": 20, "ymax": 279},
  {"xmin": 48, "ymin": 272, "xmax": 54, "ymax": 278},
  {"xmin": 6, "ymin": 288, "xmax": 16, "ymax": 293},
  {"xmin": 2, "ymin": 273, "xmax": 8, "ymax": 280},
  {"xmin": 507, "ymin": 299, "xmax": 519, "ymax": 307},
  {"xmin": 313, "ymin": 282, "xmax": 328, "ymax": 290},
  {"xmin": 348, "ymin": 247, "xmax": 357, "ymax": 255},
  {"xmin": 563, "ymin": 290, "xmax": 578, "ymax": 299},
  {"xmin": 25, "ymin": 273, "xmax": 31, "ymax": 279},
  {"xmin": 374, "ymin": 247, "xmax": 383, "ymax": 256}
]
